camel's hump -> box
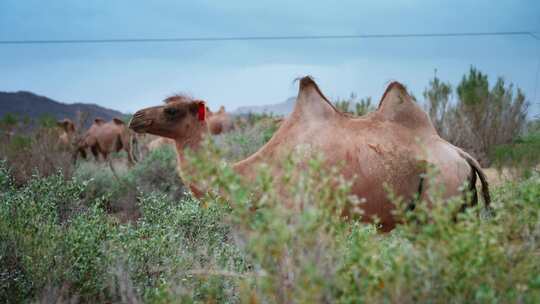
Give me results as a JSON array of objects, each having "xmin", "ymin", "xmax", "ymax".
[
  {"xmin": 112, "ymin": 118, "xmax": 125, "ymax": 125},
  {"xmin": 376, "ymin": 82, "xmax": 436, "ymax": 133}
]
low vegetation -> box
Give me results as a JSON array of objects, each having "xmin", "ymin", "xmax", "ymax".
[
  {"xmin": 491, "ymin": 131, "xmax": 540, "ymax": 179},
  {"xmin": 0, "ymin": 119, "xmax": 75, "ymax": 186},
  {"xmin": 1, "ymin": 67, "xmax": 539, "ymax": 303},
  {"xmin": 334, "ymin": 93, "xmax": 374, "ymax": 116},
  {"xmin": 1, "ymin": 141, "xmax": 540, "ymax": 302}
]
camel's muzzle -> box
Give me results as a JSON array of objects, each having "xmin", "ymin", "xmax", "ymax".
[{"xmin": 129, "ymin": 111, "xmax": 153, "ymax": 133}]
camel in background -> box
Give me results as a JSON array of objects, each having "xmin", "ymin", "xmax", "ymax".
[
  {"xmin": 77, "ymin": 117, "xmax": 138, "ymax": 165},
  {"xmin": 207, "ymin": 106, "xmax": 234, "ymax": 135},
  {"xmin": 56, "ymin": 118, "xmax": 76, "ymax": 147},
  {"xmin": 129, "ymin": 77, "xmax": 490, "ymax": 231}
]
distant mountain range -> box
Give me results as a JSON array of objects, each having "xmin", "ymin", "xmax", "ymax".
[
  {"xmin": 0, "ymin": 91, "xmax": 125, "ymax": 127},
  {"xmin": 234, "ymin": 97, "xmax": 296, "ymax": 116}
]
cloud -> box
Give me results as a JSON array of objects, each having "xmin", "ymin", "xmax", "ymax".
[{"xmin": 0, "ymin": 0, "xmax": 538, "ymax": 116}]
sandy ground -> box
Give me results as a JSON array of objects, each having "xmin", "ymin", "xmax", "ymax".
[
  {"xmin": 483, "ymin": 168, "xmax": 507, "ymax": 187},
  {"xmin": 481, "ymin": 167, "xmax": 538, "ymax": 187}
]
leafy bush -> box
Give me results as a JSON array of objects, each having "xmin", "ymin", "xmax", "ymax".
[
  {"xmin": 334, "ymin": 93, "xmax": 374, "ymax": 116},
  {"xmin": 112, "ymin": 194, "xmax": 246, "ymax": 302},
  {"xmin": 213, "ymin": 118, "xmax": 280, "ymax": 161},
  {"xmin": 423, "ymin": 67, "xmax": 529, "ymax": 166},
  {"xmin": 0, "ymin": 170, "xmax": 99, "ymax": 302},
  {"xmin": 74, "ymin": 146, "xmax": 184, "ymax": 222},
  {"xmin": 492, "ymin": 132, "xmax": 540, "ymax": 179},
  {"xmin": 0, "ymin": 161, "xmax": 245, "ymax": 303}
]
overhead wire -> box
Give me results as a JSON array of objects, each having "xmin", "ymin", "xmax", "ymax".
[
  {"xmin": 1, "ymin": 30, "xmax": 539, "ymax": 104},
  {"xmin": 0, "ymin": 31, "xmax": 537, "ymax": 45}
]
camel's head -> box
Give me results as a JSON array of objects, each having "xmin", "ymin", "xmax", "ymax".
[
  {"xmin": 57, "ymin": 119, "xmax": 75, "ymax": 134},
  {"xmin": 129, "ymin": 96, "xmax": 207, "ymax": 140}
]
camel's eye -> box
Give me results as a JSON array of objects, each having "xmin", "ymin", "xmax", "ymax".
[
  {"xmin": 164, "ymin": 107, "xmax": 178, "ymax": 116},
  {"xmin": 164, "ymin": 107, "xmax": 186, "ymax": 120}
]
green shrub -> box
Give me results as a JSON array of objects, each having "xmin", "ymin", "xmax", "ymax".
[
  {"xmin": 334, "ymin": 94, "xmax": 374, "ymax": 116},
  {"xmin": 492, "ymin": 132, "xmax": 540, "ymax": 179},
  {"xmin": 0, "ymin": 161, "xmax": 246, "ymax": 302},
  {"xmin": 2, "ymin": 141, "xmax": 540, "ymax": 303},
  {"xmin": 74, "ymin": 146, "xmax": 184, "ymax": 221},
  {"xmin": 112, "ymin": 194, "xmax": 246, "ymax": 302},
  {"xmin": 423, "ymin": 67, "xmax": 529, "ymax": 166},
  {"xmin": 0, "ymin": 171, "xmax": 96, "ymax": 302},
  {"xmin": 213, "ymin": 118, "xmax": 280, "ymax": 161}
]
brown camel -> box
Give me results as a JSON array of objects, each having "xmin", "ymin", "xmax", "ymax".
[
  {"xmin": 129, "ymin": 77, "xmax": 490, "ymax": 231},
  {"xmin": 207, "ymin": 106, "xmax": 235, "ymax": 135},
  {"xmin": 56, "ymin": 118, "xmax": 76, "ymax": 146},
  {"xmin": 77, "ymin": 117, "xmax": 137, "ymax": 165},
  {"xmin": 163, "ymin": 95, "xmax": 234, "ymax": 135},
  {"xmin": 76, "ymin": 118, "xmax": 104, "ymax": 160}
]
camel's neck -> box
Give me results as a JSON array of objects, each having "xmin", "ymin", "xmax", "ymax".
[
  {"xmin": 174, "ymin": 125, "xmax": 206, "ymax": 163},
  {"xmin": 173, "ymin": 124, "xmax": 210, "ymax": 197}
]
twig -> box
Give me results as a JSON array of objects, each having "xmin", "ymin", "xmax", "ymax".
[{"xmin": 184, "ymin": 269, "xmax": 265, "ymax": 279}]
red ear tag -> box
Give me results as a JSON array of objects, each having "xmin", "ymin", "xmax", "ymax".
[{"xmin": 198, "ymin": 103, "xmax": 206, "ymax": 121}]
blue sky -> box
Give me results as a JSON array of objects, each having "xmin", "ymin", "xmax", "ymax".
[{"xmin": 1, "ymin": 0, "xmax": 539, "ymax": 116}]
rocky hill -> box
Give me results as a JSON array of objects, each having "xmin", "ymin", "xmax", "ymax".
[{"xmin": 0, "ymin": 91, "xmax": 125, "ymax": 127}]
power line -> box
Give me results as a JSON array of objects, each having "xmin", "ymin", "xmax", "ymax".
[
  {"xmin": 1, "ymin": 30, "xmax": 538, "ymax": 105},
  {"xmin": 0, "ymin": 31, "xmax": 538, "ymax": 45}
]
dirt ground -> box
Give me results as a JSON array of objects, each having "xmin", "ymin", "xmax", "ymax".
[{"xmin": 483, "ymin": 168, "xmax": 507, "ymax": 187}]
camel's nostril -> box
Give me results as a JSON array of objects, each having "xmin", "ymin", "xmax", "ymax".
[{"xmin": 129, "ymin": 112, "xmax": 152, "ymax": 132}]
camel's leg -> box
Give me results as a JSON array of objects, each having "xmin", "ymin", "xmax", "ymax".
[
  {"xmin": 101, "ymin": 152, "xmax": 108, "ymax": 162},
  {"xmin": 108, "ymin": 159, "xmax": 121, "ymax": 182},
  {"xmin": 125, "ymin": 145, "xmax": 135, "ymax": 166},
  {"xmin": 78, "ymin": 147, "xmax": 87, "ymax": 159},
  {"xmin": 129, "ymin": 135, "xmax": 140, "ymax": 163},
  {"xmin": 91, "ymin": 145, "xmax": 99, "ymax": 161}
]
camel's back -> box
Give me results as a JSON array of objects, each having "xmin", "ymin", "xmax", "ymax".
[{"xmin": 94, "ymin": 123, "xmax": 123, "ymax": 151}]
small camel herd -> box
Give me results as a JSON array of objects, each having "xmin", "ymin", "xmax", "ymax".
[
  {"xmin": 57, "ymin": 117, "xmax": 138, "ymax": 164},
  {"xmin": 56, "ymin": 98, "xmax": 236, "ymax": 165},
  {"xmin": 128, "ymin": 76, "xmax": 491, "ymax": 231}
]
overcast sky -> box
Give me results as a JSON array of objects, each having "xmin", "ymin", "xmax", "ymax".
[{"xmin": 1, "ymin": 1, "xmax": 539, "ymax": 116}]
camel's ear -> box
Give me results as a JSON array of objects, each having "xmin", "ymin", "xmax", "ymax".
[
  {"xmin": 377, "ymin": 82, "xmax": 435, "ymax": 131},
  {"xmin": 188, "ymin": 100, "xmax": 206, "ymax": 121},
  {"xmin": 218, "ymin": 106, "xmax": 225, "ymax": 114},
  {"xmin": 198, "ymin": 102, "xmax": 206, "ymax": 121},
  {"xmin": 112, "ymin": 118, "xmax": 125, "ymax": 125},
  {"xmin": 94, "ymin": 118, "xmax": 105, "ymax": 125},
  {"xmin": 294, "ymin": 76, "xmax": 336, "ymax": 120}
]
